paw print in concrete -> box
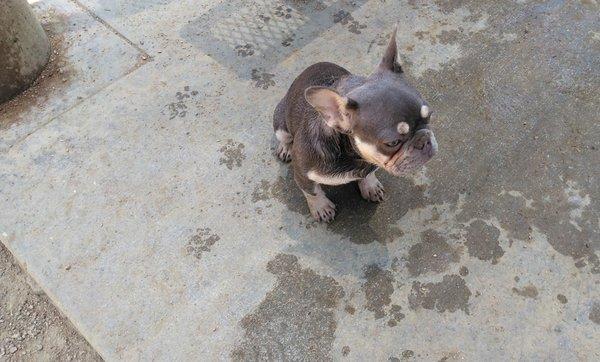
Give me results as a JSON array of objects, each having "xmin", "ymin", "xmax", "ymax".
[
  {"xmin": 367, "ymin": 32, "xmax": 391, "ymax": 53},
  {"xmin": 219, "ymin": 139, "xmax": 246, "ymax": 170},
  {"xmin": 257, "ymin": 14, "xmax": 270, "ymax": 23},
  {"xmin": 164, "ymin": 86, "xmax": 198, "ymax": 120},
  {"xmin": 235, "ymin": 43, "xmax": 254, "ymax": 57},
  {"xmin": 281, "ymin": 33, "xmax": 295, "ymax": 47},
  {"xmin": 274, "ymin": 5, "xmax": 292, "ymax": 19},
  {"xmin": 333, "ymin": 10, "xmax": 366, "ymax": 34},
  {"xmin": 187, "ymin": 228, "xmax": 220, "ymax": 260},
  {"xmin": 251, "ymin": 68, "xmax": 275, "ymax": 89}
]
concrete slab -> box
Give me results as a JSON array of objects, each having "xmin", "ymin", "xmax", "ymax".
[
  {"xmin": 0, "ymin": 0, "xmax": 146, "ymax": 152},
  {"xmin": 1, "ymin": 0, "xmax": 599, "ymax": 360}
]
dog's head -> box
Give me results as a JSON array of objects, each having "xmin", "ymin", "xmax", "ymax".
[{"xmin": 305, "ymin": 27, "xmax": 437, "ymax": 176}]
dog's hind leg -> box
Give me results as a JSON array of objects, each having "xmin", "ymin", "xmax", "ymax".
[{"xmin": 273, "ymin": 99, "xmax": 292, "ymax": 162}]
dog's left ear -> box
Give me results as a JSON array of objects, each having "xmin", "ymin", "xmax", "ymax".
[
  {"xmin": 305, "ymin": 86, "xmax": 358, "ymax": 133},
  {"xmin": 378, "ymin": 25, "xmax": 402, "ymax": 73}
]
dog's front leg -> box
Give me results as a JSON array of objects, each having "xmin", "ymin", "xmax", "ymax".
[
  {"xmin": 358, "ymin": 170, "xmax": 385, "ymax": 202},
  {"xmin": 294, "ymin": 172, "xmax": 336, "ymax": 223}
]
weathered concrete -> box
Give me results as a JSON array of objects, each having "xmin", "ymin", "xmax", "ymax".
[
  {"xmin": 0, "ymin": 0, "xmax": 145, "ymax": 151},
  {"xmin": 0, "ymin": 0, "xmax": 50, "ymax": 103},
  {"xmin": 0, "ymin": 0, "xmax": 599, "ymax": 360}
]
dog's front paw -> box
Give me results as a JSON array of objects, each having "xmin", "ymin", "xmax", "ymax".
[
  {"xmin": 358, "ymin": 173, "xmax": 385, "ymax": 202},
  {"xmin": 276, "ymin": 142, "xmax": 292, "ymax": 162},
  {"xmin": 308, "ymin": 196, "xmax": 336, "ymax": 223}
]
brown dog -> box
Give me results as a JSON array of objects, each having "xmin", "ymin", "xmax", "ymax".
[{"xmin": 273, "ymin": 28, "xmax": 437, "ymax": 222}]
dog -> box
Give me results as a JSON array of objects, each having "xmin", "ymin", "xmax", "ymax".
[{"xmin": 273, "ymin": 27, "xmax": 437, "ymax": 222}]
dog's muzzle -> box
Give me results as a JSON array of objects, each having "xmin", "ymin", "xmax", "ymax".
[{"xmin": 384, "ymin": 129, "xmax": 437, "ymax": 176}]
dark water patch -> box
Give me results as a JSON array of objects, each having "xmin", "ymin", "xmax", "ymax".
[
  {"xmin": 406, "ymin": 229, "xmax": 461, "ymax": 276},
  {"xmin": 232, "ymin": 253, "xmax": 344, "ymax": 360},
  {"xmin": 512, "ymin": 284, "xmax": 538, "ymax": 299},
  {"xmin": 408, "ymin": 275, "xmax": 471, "ymax": 314},
  {"xmin": 464, "ymin": 220, "xmax": 503, "ymax": 264},
  {"xmin": 362, "ymin": 264, "xmax": 394, "ymax": 319}
]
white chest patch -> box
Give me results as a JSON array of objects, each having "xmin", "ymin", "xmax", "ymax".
[
  {"xmin": 307, "ymin": 170, "xmax": 360, "ymax": 186},
  {"xmin": 353, "ymin": 136, "xmax": 387, "ymax": 166}
]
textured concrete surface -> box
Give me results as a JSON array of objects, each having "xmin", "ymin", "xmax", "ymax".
[
  {"xmin": 0, "ymin": 0, "xmax": 599, "ymax": 360},
  {"xmin": 0, "ymin": 243, "xmax": 101, "ymax": 361},
  {"xmin": 0, "ymin": 0, "xmax": 50, "ymax": 103}
]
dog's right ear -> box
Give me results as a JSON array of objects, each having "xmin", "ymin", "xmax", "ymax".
[
  {"xmin": 377, "ymin": 25, "xmax": 402, "ymax": 73},
  {"xmin": 305, "ymin": 86, "xmax": 358, "ymax": 133}
]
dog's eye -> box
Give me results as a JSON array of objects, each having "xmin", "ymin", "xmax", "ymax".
[{"xmin": 385, "ymin": 139, "xmax": 402, "ymax": 147}]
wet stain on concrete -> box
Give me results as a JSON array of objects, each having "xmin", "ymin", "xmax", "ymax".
[
  {"xmin": 234, "ymin": 43, "xmax": 254, "ymax": 57},
  {"xmin": 419, "ymin": 0, "xmax": 600, "ymax": 274},
  {"xmin": 557, "ymin": 294, "xmax": 568, "ymax": 304},
  {"xmin": 512, "ymin": 284, "xmax": 538, "ymax": 299},
  {"xmin": 588, "ymin": 302, "xmax": 600, "ymax": 324},
  {"xmin": 406, "ymin": 229, "xmax": 461, "ymax": 276},
  {"xmin": 257, "ymin": 14, "xmax": 270, "ymax": 23},
  {"xmin": 367, "ymin": 32, "xmax": 391, "ymax": 54},
  {"xmin": 432, "ymin": 0, "xmax": 465, "ymax": 14},
  {"xmin": 362, "ymin": 264, "xmax": 394, "ymax": 319},
  {"xmin": 464, "ymin": 220, "xmax": 504, "ymax": 264},
  {"xmin": 219, "ymin": 139, "xmax": 246, "ymax": 169},
  {"xmin": 312, "ymin": 1, "xmax": 327, "ymax": 12},
  {"xmin": 274, "ymin": 5, "xmax": 293, "ymax": 19},
  {"xmin": 437, "ymin": 29, "xmax": 461, "ymax": 44},
  {"xmin": 186, "ymin": 228, "xmax": 220, "ymax": 260},
  {"xmin": 281, "ymin": 33, "xmax": 295, "ymax": 47},
  {"xmin": 251, "ymin": 69, "xmax": 275, "ymax": 89},
  {"xmin": 408, "ymin": 275, "xmax": 471, "ymax": 314},
  {"xmin": 387, "ymin": 304, "xmax": 405, "ymax": 327},
  {"xmin": 164, "ymin": 86, "xmax": 198, "ymax": 120},
  {"xmin": 232, "ymin": 254, "xmax": 344, "ymax": 360},
  {"xmin": 250, "ymin": 177, "xmax": 299, "ymax": 210},
  {"xmin": 332, "ymin": 10, "xmax": 366, "ymax": 34},
  {"xmin": 251, "ymin": 180, "xmax": 272, "ymax": 203},
  {"xmin": 439, "ymin": 351, "xmax": 463, "ymax": 361},
  {"xmin": 414, "ymin": 28, "xmax": 463, "ymax": 46},
  {"xmin": 402, "ymin": 350, "xmax": 415, "ymax": 359},
  {"xmin": 494, "ymin": 193, "xmax": 534, "ymax": 242}
]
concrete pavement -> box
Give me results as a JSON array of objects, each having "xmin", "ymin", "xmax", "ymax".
[{"xmin": 1, "ymin": 0, "xmax": 599, "ymax": 360}]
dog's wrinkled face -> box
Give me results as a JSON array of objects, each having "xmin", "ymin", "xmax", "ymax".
[
  {"xmin": 348, "ymin": 72, "xmax": 437, "ymax": 176},
  {"xmin": 304, "ymin": 27, "xmax": 437, "ymax": 176}
]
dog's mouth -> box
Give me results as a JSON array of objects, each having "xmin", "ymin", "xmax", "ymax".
[{"xmin": 384, "ymin": 129, "xmax": 437, "ymax": 176}]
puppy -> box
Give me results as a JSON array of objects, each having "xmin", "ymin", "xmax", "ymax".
[{"xmin": 273, "ymin": 28, "xmax": 437, "ymax": 222}]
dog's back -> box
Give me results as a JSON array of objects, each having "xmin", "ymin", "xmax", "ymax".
[{"xmin": 273, "ymin": 62, "xmax": 350, "ymax": 137}]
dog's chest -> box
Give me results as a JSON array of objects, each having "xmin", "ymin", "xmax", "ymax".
[
  {"xmin": 307, "ymin": 157, "xmax": 377, "ymax": 186},
  {"xmin": 307, "ymin": 170, "xmax": 361, "ymax": 185}
]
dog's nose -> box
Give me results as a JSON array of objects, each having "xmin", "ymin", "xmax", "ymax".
[
  {"xmin": 412, "ymin": 129, "xmax": 435, "ymax": 152},
  {"xmin": 413, "ymin": 135, "xmax": 429, "ymax": 150}
]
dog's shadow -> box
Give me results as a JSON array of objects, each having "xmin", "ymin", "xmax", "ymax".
[{"xmin": 275, "ymin": 163, "xmax": 428, "ymax": 245}]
